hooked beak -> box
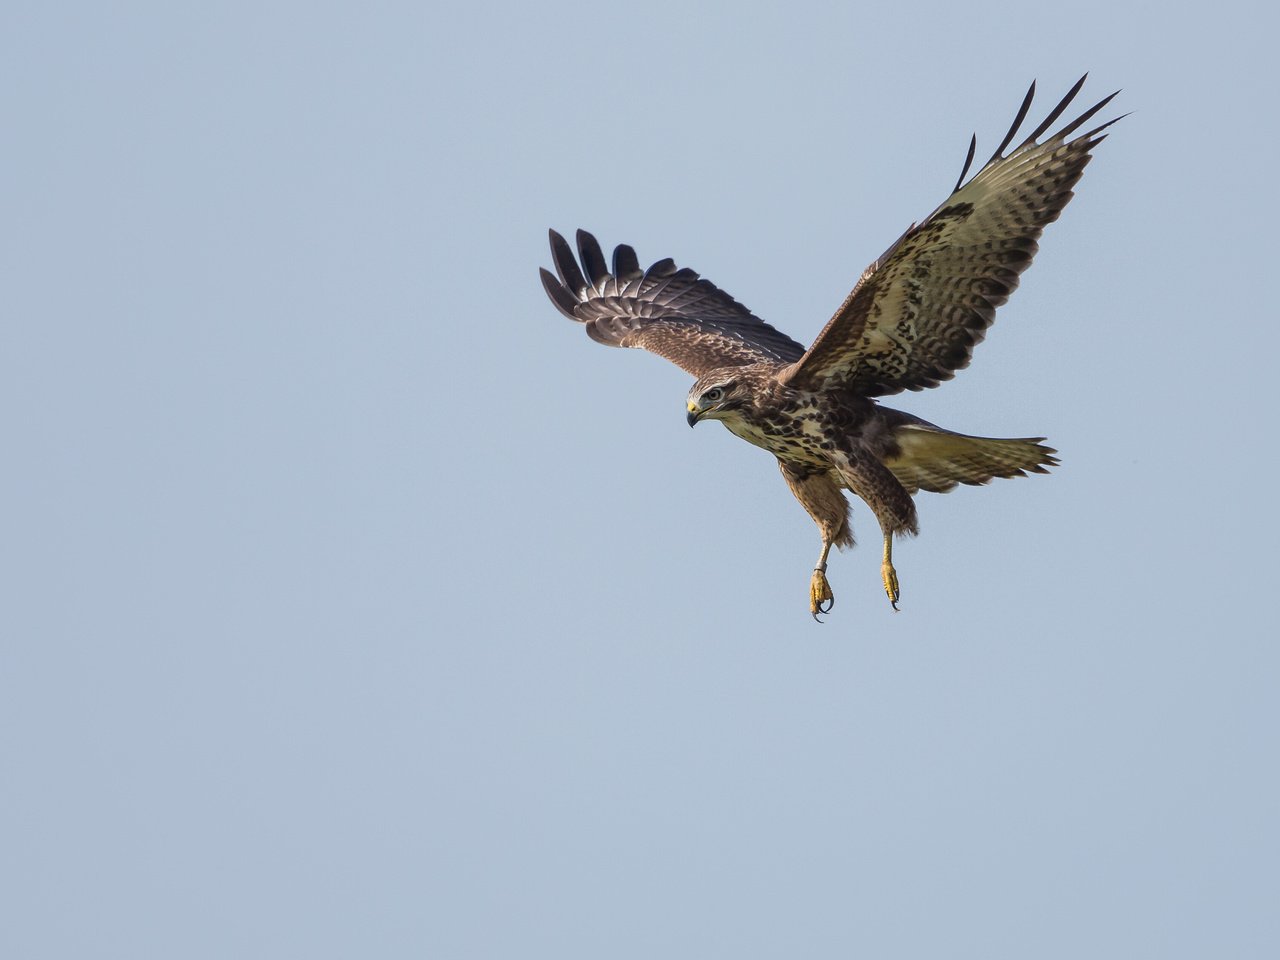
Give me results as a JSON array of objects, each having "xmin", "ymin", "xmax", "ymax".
[{"xmin": 686, "ymin": 401, "xmax": 702, "ymax": 428}]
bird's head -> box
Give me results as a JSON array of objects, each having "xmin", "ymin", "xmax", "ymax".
[{"xmin": 686, "ymin": 371, "xmax": 750, "ymax": 427}]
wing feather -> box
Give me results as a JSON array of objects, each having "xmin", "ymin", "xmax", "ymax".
[
  {"xmin": 612, "ymin": 243, "xmax": 641, "ymax": 283},
  {"xmin": 540, "ymin": 229, "xmax": 806, "ymax": 377},
  {"xmin": 782, "ymin": 77, "xmax": 1121, "ymax": 396},
  {"xmin": 548, "ymin": 229, "xmax": 588, "ymax": 297},
  {"xmin": 576, "ymin": 230, "xmax": 610, "ymax": 292}
]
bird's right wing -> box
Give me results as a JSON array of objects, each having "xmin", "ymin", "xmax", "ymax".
[
  {"xmin": 540, "ymin": 229, "xmax": 806, "ymax": 378},
  {"xmin": 782, "ymin": 77, "xmax": 1121, "ymax": 396}
]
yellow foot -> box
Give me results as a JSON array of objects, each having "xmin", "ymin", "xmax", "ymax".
[
  {"xmin": 810, "ymin": 567, "xmax": 835, "ymax": 621},
  {"xmin": 881, "ymin": 561, "xmax": 900, "ymax": 611}
]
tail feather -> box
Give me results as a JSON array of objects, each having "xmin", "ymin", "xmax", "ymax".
[{"xmin": 883, "ymin": 422, "xmax": 1058, "ymax": 495}]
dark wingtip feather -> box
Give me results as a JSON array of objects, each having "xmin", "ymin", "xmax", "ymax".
[
  {"xmin": 540, "ymin": 267, "xmax": 581, "ymax": 320},
  {"xmin": 1023, "ymin": 73, "xmax": 1089, "ymax": 144},
  {"xmin": 1080, "ymin": 111, "xmax": 1128, "ymax": 143},
  {"xmin": 1056, "ymin": 89, "xmax": 1121, "ymax": 140},
  {"xmin": 987, "ymin": 80, "xmax": 1037, "ymax": 165},
  {"xmin": 954, "ymin": 133, "xmax": 977, "ymax": 192},
  {"xmin": 613, "ymin": 243, "xmax": 641, "ymax": 283},
  {"xmin": 643, "ymin": 257, "xmax": 677, "ymax": 280},
  {"xmin": 575, "ymin": 229, "xmax": 609, "ymax": 293},
  {"xmin": 548, "ymin": 228, "xmax": 588, "ymax": 294}
]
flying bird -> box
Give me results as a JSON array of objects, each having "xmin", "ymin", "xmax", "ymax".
[{"xmin": 540, "ymin": 77, "xmax": 1120, "ymax": 619}]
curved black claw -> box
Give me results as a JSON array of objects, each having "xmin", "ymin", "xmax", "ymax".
[
  {"xmin": 811, "ymin": 597, "xmax": 834, "ymax": 622},
  {"xmin": 810, "ymin": 566, "xmax": 836, "ymax": 622},
  {"xmin": 881, "ymin": 563, "xmax": 901, "ymax": 613}
]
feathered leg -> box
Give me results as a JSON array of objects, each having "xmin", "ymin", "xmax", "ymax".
[
  {"xmin": 830, "ymin": 449, "xmax": 918, "ymax": 611},
  {"xmin": 778, "ymin": 460, "xmax": 853, "ymax": 620}
]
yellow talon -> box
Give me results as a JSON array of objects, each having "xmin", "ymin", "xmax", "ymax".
[
  {"xmin": 881, "ymin": 561, "xmax": 900, "ymax": 610},
  {"xmin": 881, "ymin": 532, "xmax": 900, "ymax": 610},
  {"xmin": 810, "ymin": 567, "xmax": 835, "ymax": 619}
]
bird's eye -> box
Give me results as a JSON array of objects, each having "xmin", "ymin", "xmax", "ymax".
[{"xmin": 704, "ymin": 387, "xmax": 724, "ymax": 403}]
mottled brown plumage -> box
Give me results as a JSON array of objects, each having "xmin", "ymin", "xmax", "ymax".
[{"xmin": 540, "ymin": 78, "xmax": 1118, "ymax": 618}]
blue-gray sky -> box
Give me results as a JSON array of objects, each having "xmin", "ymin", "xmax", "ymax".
[{"xmin": 3, "ymin": 2, "xmax": 1276, "ymax": 957}]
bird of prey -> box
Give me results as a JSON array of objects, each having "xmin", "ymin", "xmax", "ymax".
[{"xmin": 540, "ymin": 77, "xmax": 1120, "ymax": 619}]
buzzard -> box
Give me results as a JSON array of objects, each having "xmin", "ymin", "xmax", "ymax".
[{"xmin": 540, "ymin": 77, "xmax": 1120, "ymax": 619}]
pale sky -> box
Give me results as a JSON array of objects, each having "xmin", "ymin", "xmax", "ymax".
[{"xmin": 2, "ymin": 2, "xmax": 1276, "ymax": 957}]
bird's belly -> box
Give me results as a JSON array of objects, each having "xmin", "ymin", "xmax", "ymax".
[{"xmin": 723, "ymin": 414, "xmax": 830, "ymax": 465}]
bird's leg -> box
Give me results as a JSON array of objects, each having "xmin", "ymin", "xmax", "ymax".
[
  {"xmin": 881, "ymin": 532, "xmax": 900, "ymax": 611},
  {"xmin": 810, "ymin": 540, "xmax": 835, "ymax": 620}
]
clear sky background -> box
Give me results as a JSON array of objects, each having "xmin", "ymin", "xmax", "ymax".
[{"xmin": 3, "ymin": 2, "xmax": 1276, "ymax": 957}]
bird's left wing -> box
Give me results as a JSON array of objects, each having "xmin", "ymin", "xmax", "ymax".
[
  {"xmin": 541, "ymin": 229, "xmax": 806, "ymax": 378},
  {"xmin": 782, "ymin": 76, "xmax": 1122, "ymax": 396}
]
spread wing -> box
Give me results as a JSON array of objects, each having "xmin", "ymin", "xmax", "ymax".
[
  {"xmin": 783, "ymin": 76, "xmax": 1122, "ymax": 396},
  {"xmin": 540, "ymin": 229, "xmax": 806, "ymax": 378}
]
